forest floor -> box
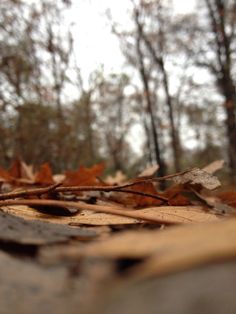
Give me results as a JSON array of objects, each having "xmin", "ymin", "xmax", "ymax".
[{"xmin": 0, "ymin": 159, "xmax": 236, "ymax": 314}]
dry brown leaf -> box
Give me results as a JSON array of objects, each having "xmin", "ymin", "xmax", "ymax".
[
  {"xmin": 35, "ymin": 163, "xmax": 54, "ymax": 185},
  {"xmin": 0, "ymin": 167, "xmax": 12, "ymax": 182},
  {"xmin": 20, "ymin": 161, "xmax": 35, "ymax": 182},
  {"xmin": 63, "ymin": 163, "xmax": 105, "ymax": 186},
  {"xmin": 203, "ymin": 159, "xmax": 225, "ymax": 174},
  {"xmin": 0, "ymin": 205, "xmax": 139, "ymax": 225},
  {"xmin": 109, "ymin": 182, "xmax": 165, "ymax": 208},
  {"xmin": 162, "ymin": 184, "xmax": 191, "ymax": 206},
  {"xmin": 171, "ymin": 168, "xmax": 221, "ymax": 190},
  {"xmin": 0, "ymin": 204, "xmax": 221, "ymax": 226},
  {"xmin": 8, "ymin": 159, "xmax": 22, "ymax": 179},
  {"xmin": 138, "ymin": 164, "xmax": 159, "ymax": 177},
  {"xmin": 132, "ymin": 217, "xmax": 236, "ymax": 279},
  {"xmin": 217, "ymin": 190, "xmax": 236, "ymax": 208},
  {"xmin": 105, "ymin": 171, "xmax": 127, "ymax": 185},
  {"xmin": 80, "ymin": 217, "xmax": 236, "ymax": 279},
  {"xmin": 53, "ymin": 174, "xmax": 66, "ymax": 184},
  {"xmin": 6, "ymin": 159, "xmax": 35, "ymax": 184},
  {"xmin": 190, "ymin": 189, "xmax": 235, "ymax": 214}
]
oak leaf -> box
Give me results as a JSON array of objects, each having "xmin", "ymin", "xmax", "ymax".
[
  {"xmin": 63, "ymin": 163, "xmax": 105, "ymax": 186},
  {"xmin": 35, "ymin": 163, "xmax": 54, "ymax": 185}
]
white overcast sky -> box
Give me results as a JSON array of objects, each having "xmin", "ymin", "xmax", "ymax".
[
  {"xmin": 64, "ymin": 0, "xmax": 197, "ymax": 152},
  {"xmin": 67, "ymin": 0, "xmax": 196, "ymax": 81}
]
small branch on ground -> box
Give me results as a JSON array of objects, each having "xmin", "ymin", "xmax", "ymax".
[
  {"xmin": 0, "ymin": 199, "xmax": 175, "ymax": 225},
  {"xmin": 0, "ymin": 182, "xmax": 62, "ymax": 200}
]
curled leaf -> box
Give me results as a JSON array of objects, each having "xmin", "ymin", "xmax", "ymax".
[{"xmin": 171, "ymin": 168, "xmax": 221, "ymax": 190}]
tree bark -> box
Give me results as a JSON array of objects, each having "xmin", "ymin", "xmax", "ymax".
[
  {"xmin": 219, "ymin": 78, "xmax": 236, "ymax": 179},
  {"xmin": 205, "ymin": 0, "xmax": 236, "ymax": 180},
  {"xmin": 134, "ymin": 8, "xmax": 181, "ymax": 172},
  {"xmin": 135, "ymin": 11, "xmax": 166, "ymax": 181}
]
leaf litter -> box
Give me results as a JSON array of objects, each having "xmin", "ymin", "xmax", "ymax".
[{"xmin": 0, "ymin": 159, "xmax": 236, "ymax": 312}]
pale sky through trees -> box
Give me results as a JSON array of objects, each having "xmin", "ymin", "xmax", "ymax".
[
  {"xmin": 65, "ymin": 0, "xmax": 198, "ymax": 153},
  {"xmin": 68, "ymin": 0, "xmax": 196, "ymax": 83}
]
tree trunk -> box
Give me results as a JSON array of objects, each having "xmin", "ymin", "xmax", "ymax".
[
  {"xmin": 220, "ymin": 78, "xmax": 236, "ymax": 180},
  {"xmin": 135, "ymin": 13, "xmax": 166, "ymax": 182},
  {"xmin": 205, "ymin": 0, "xmax": 236, "ymax": 180},
  {"xmin": 134, "ymin": 8, "xmax": 181, "ymax": 172},
  {"xmin": 159, "ymin": 57, "xmax": 181, "ymax": 172}
]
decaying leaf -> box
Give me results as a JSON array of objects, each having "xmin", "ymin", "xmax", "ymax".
[
  {"xmin": 190, "ymin": 189, "xmax": 235, "ymax": 214},
  {"xmin": 8, "ymin": 159, "xmax": 25, "ymax": 180},
  {"xmin": 8, "ymin": 159, "xmax": 35, "ymax": 183},
  {"xmin": 34, "ymin": 163, "xmax": 54, "ymax": 185},
  {"xmin": 132, "ymin": 217, "xmax": 236, "ymax": 279},
  {"xmin": 138, "ymin": 164, "xmax": 159, "ymax": 177},
  {"xmin": 0, "ymin": 167, "xmax": 12, "ymax": 182},
  {"xmin": 105, "ymin": 171, "xmax": 127, "ymax": 185},
  {"xmin": 63, "ymin": 163, "xmax": 105, "ymax": 186},
  {"xmin": 162, "ymin": 184, "xmax": 191, "ymax": 206},
  {"xmin": 117, "ymin": 182, "xmax": 164, "ymax": 207},
  {"xmin": 79, "ymin": 217, "xmax": 236, "ymax": 279},
  {"xmin": 203, "ymin": 159, "xmax": 225, "ymax": 174},
  {"xmin": 0, "ymin": 156, "xmax": 235, "ymax": 314},
  {"xmin": 0, "ymin": 204, "xmax": 221, "ymax": 226},
  {"xmin": 217, "ymin": 190, "xmax": 236, "ymax": 208},
  {"xmin": 171, "ymin": 168, "xmax": 221, "ymax": 190},
  {"xmin": 53, "ymin": 173, "xmax": 66, "ymax": 184}
]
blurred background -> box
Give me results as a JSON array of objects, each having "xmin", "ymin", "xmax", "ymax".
[{"xmin": 0, "ymin": 0, "xmax": 235, "ymax": 181}]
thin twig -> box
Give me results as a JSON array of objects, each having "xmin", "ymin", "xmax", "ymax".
[
  {"xmin": 0, "ymin": 182, "xmax": 61, "ymax": 200},
  {"xmin": 55, "ymin": 169, "xmax": 194, "ymax": 193},
  {"xmin": 0, "ymin": 168, "xmax": 193, "ymax": 201},
  {"xmin": 0, "ymin": 183, "xmax": 167, "ymax": 202},
  {"xmin": 0, "ymin": 199, "xmax": 175, "ymax": 224},
  {"xmin": 112, "ymin": 168, "xmax": 195, "ymax": 189},
  {"xmin": 57, "ymin": 186, "xmax": 167, "ymax": 202},
  {"xmin": 113, "ymin": 188, "xmax": 168, "ymax": 201}
]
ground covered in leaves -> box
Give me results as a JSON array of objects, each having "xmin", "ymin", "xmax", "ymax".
[{"xmin": 1, "ymin": 159, "xmax": 236, "ymax": 313}]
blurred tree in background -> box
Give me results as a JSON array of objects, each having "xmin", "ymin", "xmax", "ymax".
[{"xmin": 0, "ymin": 0, "xmax": 235, "ymax": 180}]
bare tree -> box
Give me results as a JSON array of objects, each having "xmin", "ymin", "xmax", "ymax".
[
  {"xmin": 133, "ymin": 3, "xmax": 181, "ymax": 172},
  {"xmin": 134, "ymin": 12, "xmax": 166, "ymax": 177},
  {"xmin": 190, "ymin": 0, "xmax": 236, "ymax": 179}
]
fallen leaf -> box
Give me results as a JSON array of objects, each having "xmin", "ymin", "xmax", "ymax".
[
  {"xmin": 110, "ymin": 182, "xmax": 164, "ymax": 207},
  {"xmin": 190, "ymin": 189, "xmax": 235, "ymax": 214},
  {"xmin": 7, "ymin": 159, "xmax": 34, "ymax": 184},
  {"xmin": 53, "ymin": 173, "xmax": 66, "ymax": 184},
  {"xmin": 167, "ymin": 194, "xmax": 191, "ymax": 206},
  {"xmin": 138, "ymin": 164, "xmax": 159, "ymax": 177},
  {"xmin": 163, "ymin": 184, "xmax": 191, "ymax": 206},
  {"xmin": 0, "ymin": 167, "xmax": 12, "ymax": 182},
  {"xmin": 76, "ymin": 217, "xmax": 236, "ymax": 280},
  {"xmin": 35, "ymin": 163, "xmax": 54, "ymax": 185},
  {"xmin": 63, "ymin": 163, "xmax": 105, "ymax": 186},
  {"xmin": 217, "ymin": 191, "xmax": 236, "ymax": 208},
  {"xmin": 203, "ymin": 159, "xmax": 225, "ymax": 174},
  {"xmin": 20, "ymin": 161, "xmax": 35, "ymax": 182},
  {"xmin": 1, "ymin": 204, "xmax": 220, "ymax": 226},
  {"xmin": 171, "ymin": 168, "xmax": 221, "ymax": 190},
  {"xmin": 132, "ymin": 217, "xmax": 236, "ymax": 279},
  {"xmin": 8, "ymin": 159, "xmax": 22, "ymax": 179},
  {"xmin": 105, "ymin": 171, "xmax": 127, "ymax": 185}
]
